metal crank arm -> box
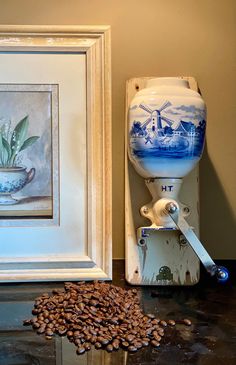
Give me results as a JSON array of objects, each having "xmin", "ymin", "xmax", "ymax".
[{"xmin": 166, "ymin": 202, "xmax": 229, "ymax": 283}]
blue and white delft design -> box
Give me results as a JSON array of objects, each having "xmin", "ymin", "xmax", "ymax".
[
  {"xmin": 129, "ymin": 101, "xmax": 206, "ymax": 178},
  {"xmin": 0, "ymin": 167, "xmax": 35, "ymax": 205}
]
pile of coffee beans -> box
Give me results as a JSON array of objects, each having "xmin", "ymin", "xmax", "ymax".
[{"xmin": 23, "ymin": 281, "xmax": 191, "ymax": 355}]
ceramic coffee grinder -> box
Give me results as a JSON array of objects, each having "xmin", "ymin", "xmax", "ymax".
[{"xmin": 125, "ymin": 77, "xmax": 229, "ymax": 285}]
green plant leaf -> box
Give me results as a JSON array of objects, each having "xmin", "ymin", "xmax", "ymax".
[
  {"xmin": 2, "ymin": 137, "xmax": 12, "ymax": 162},
  {"xmin": 0, "ymin": 133, "xmax": 10, "ymax": 166},
  {"xmin": 19, "ymin": 136, "xmax": 40, "ymax": 152},
  {"xmin": 0, "ymin": 132, "xmax": 3, "ymax": 149},
  {"xmin": 10, "ymin": 115, "xmax": 29, "ymax": 151},
  {"xmin": 0, "ymin": 132, "xmax": 3, "ymax": 165}
]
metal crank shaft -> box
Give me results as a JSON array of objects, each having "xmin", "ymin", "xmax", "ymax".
[{"xmin": 165, "ymin": 202, "xmax": 229, "ymax": 282}]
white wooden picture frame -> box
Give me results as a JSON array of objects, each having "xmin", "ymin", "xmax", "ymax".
[{"xmin": 0, "ymin": 25, "xmax": 112, "ymax": 282}]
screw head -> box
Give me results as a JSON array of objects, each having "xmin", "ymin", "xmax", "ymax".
[
  {"xmin": 166, "ymin": 202, "xmax": 178, "ymax": 214},
  {"xmin": 142, "ymin": 207, "xmax": 149, "ymax": 214},
  {"xmin": 138, "ymin": 239, "xmax": 146, "ymax": 246},
  {"xmin": 183, "ymin": 206, "xmax": 190, "ymax": 214}
]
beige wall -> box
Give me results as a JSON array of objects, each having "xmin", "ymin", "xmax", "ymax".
[{"xmin": 0, "ymin": 0, "xmax": 235, "ymax": 259}]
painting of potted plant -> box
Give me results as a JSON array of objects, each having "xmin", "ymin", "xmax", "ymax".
[{"xmin": 0, "ymin": 115, "xmax": 39, "ymax": 205}]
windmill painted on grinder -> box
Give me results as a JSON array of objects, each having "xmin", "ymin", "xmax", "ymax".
[
  {"xmin": 139, "ymin": 101, "xmax": 174, "ymax": 136},
  {"xmin": 126, "ymin": 77, "xmax": 228, "ymax": 285}
]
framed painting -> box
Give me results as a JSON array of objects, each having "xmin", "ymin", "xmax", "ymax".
[{"xmin": 0, "ymin": 25, "xmax": 112, "ymax": 282}]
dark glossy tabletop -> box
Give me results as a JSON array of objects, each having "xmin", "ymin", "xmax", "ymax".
[{"xmin": 0, "ymin": 260, "xmax": 235, "ymax": 365}]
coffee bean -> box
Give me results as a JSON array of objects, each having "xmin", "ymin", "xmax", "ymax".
[
  {"xmin": 122, "ymin": 341, "xmax": 129, "ymax": 348},
  {"xmin": 160, "ymin": 320, "xmax": 167, "ymax": 327},
  {"xmin": 79, "ymin": 314, "xmax": 89, "ymax": 321},
  {"xmin": 83, "ymin": 293, "xmax": 92, "ymax": 300},
  {"xmin": 47, "ymin": 323, "xmax": 54, "ymax": 329},
  {"xmin": 128, "ymin": 345, "xmax": 138, "ymax": 352},
  {"xmin": 58, "ymin": 327, "xmax": 67, "ymax": 336},
  {"xmin": 23, "ymin": 319, "xmax": 31, "ymax": 326},
  {"xmin": 73, "ymin": 331, "xmax": 81, "ymax": 338},
  {"xmin": 90, "ymin": 299, "xmax": 98, "ymax": 307},
  {"xmin": 67, "ymin": 330, "xmax": 74, "ymax": 337},
  {"xmin": 85, "ymin": 334, "xmax": 92, "ymax": 341},
  {"xmin": 104, "ymin": 335, "xmax": 113, "ymax": 341},
  {"xmin": 95, "ymin": 342, "xmax": 102, "ymax": 349},
  {"xmin": 43, "ymin": 310, "xmax": 49, "ymax": 318},
  {"xmin": 112, "ymin": 340, "xmax": 120, "ymax": 350},
  {"xmin": 37, "ymin": 326, "xmax": 46, "ymax": 334},
  {"xmin": 147, "ymin": 313, "xmax": 155, "ymax": 319},
  {"xmin": 78, "ymin": 302, "xmax": 85, "ymax": 311},
  {"xmin": 74, "ymin": 339, "xmax": 81, "ymax": 346},
  {"xmin": 45, "ymin": 329, "xmax": 54, "ymax": 336},
  {"xmin": 32, "ymin": 322, "xmax": 40, "ymax": 329},
  {"xmin": 84, "ymin": 342, "xmax": 91, "ymax": 351},
  {"xmin": 92, "ymin": 336, "xmax": 98, "ymax": 344},
  {"xmin": 183, "ymin": 319, "xmax": 192, "ymax": 326},
  {"xmin": 64, "ymin": 313, "xmax": 73, "ymax": 321},
  {"xmin": 153, "ymin": 334, "xmax": 161, "ymax": 341},
  {"xmin": 126, "ymin": 334, "xmax": 135, "ymax": 343},
  {"xmin": 98, "ymin": 337, "xmax": 109, "ymax": 346},
  {"xmin": 151, "ymin": 340, "xmax": 160, "ymax": 348},
  {"xmin": 133, "ymin": 341, "xmax": 143, "ymax": 349},
  {"xmin": 141, "ymin": 339, "xmax": 149, "ymax": 347},
  {"xmin": 76, "ymin": 346, "xmax": 85, "ymax": 355},
  {"xmin": 106, "ymin": 344, "xmax": 113, "ymax": 352},
  {"xmin": 45, "ymin": 335, "xmax": 53, "ymax": 340},
  {"xmin": 176, "ymin": 318, "xmax": 192, "ymax": 326},
  {"xmin": 167, "ymin": 319, "xmax": 176, "ymax": 326},
  {"xmin": 139, "ymin": 330, "xmax": 147, "ymax": 338}
]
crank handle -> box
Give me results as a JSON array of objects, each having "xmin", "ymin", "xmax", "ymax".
[{"xmin": 165, "ymin": 202, "xmax": 229, "ymax": 283}]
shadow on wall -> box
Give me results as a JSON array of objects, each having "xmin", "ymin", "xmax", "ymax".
[{"xmin": 200, "ymin": 143, "xmax": 236, "ymax": 259}]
